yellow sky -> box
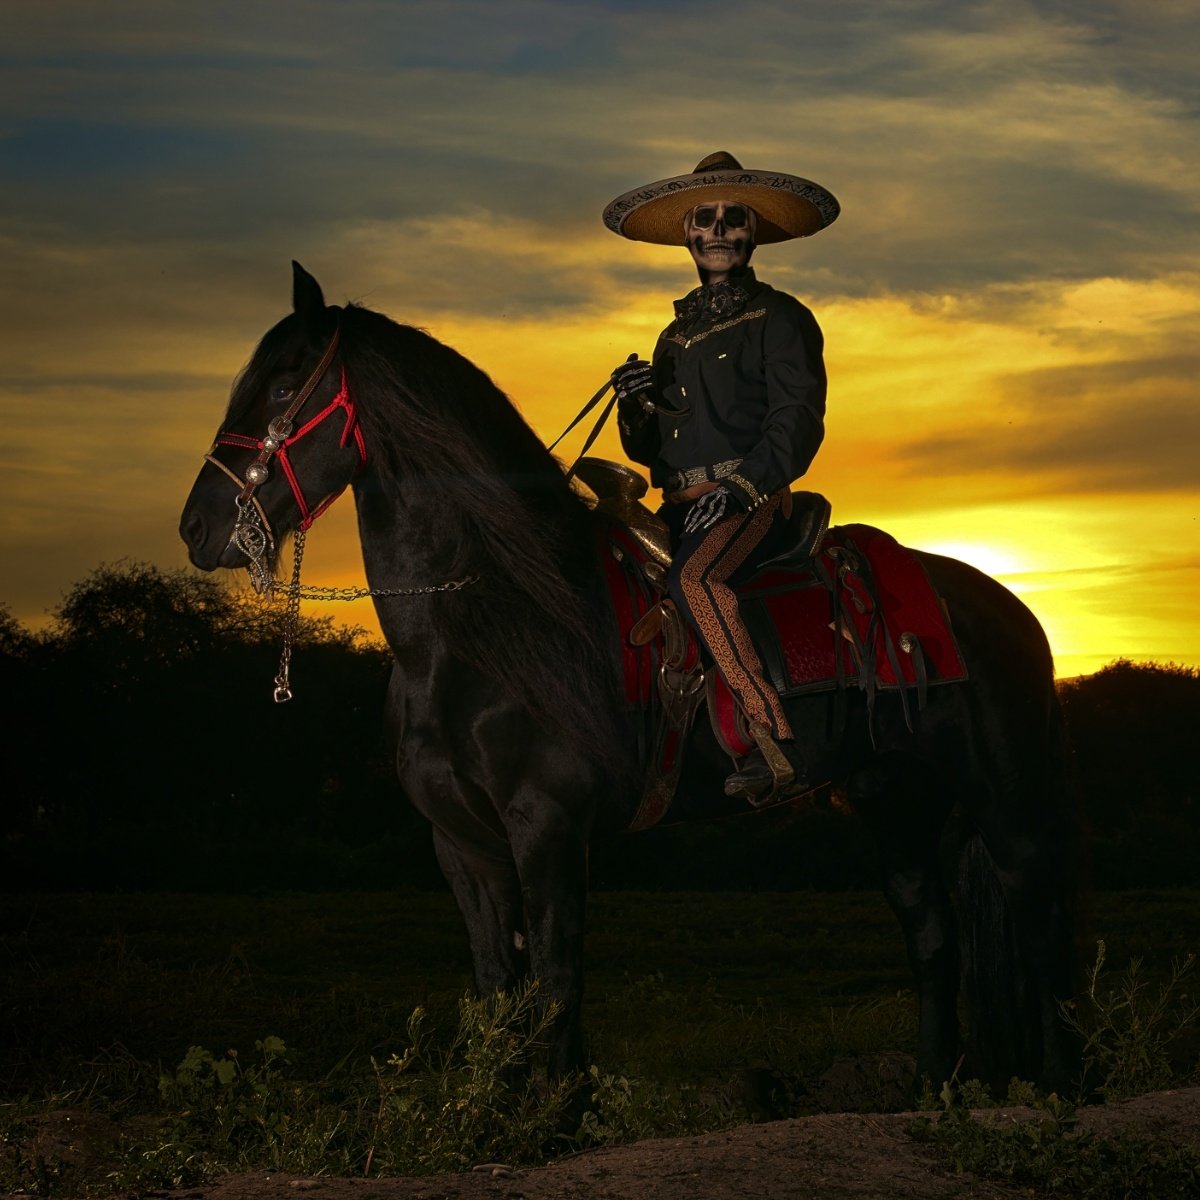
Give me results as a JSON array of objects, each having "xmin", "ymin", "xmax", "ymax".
[{"xmin": 2, "ymin": 1, "xmax": 1198, "ymax": 680}]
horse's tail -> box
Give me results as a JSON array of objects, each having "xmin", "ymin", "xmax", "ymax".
[{"xmin": 958, "ymin": 694, "xmax": 1080, "ymax": 1093}]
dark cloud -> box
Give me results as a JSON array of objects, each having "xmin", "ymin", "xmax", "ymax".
[
  {"xmin": 893, "ymin": 354, "xmax": 1200, "ymax": 494},
  {"xmin": 6, "ymin": 370, "xmax": 226, "ymax": 394},
  {"xmin": 3, "ymin": 0, "xmax": 1195, "ymax": 299}
]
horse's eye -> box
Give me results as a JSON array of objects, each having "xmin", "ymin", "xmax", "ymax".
[{"xmin": 270, "ymin": 385, "xmax": 296, "ymax": 403}]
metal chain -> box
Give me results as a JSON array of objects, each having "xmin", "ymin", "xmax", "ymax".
[
  {"xmin": 265, "ymin": 576, "xmax": 478, "ymax": 602},
  {"xmin": 272, "ymin": 526, "xmax": 307, "ymax": 703},
  {"xmin": 231, "ymin": 502, "xmax": 475, "ymax": 604},
  {"xmin": 229, "ymin": 497, "xmax": 475, "ymax": 703},
  {"xmin": 267, "ymin": 529, "xmax": 477, "ymax": 704}
]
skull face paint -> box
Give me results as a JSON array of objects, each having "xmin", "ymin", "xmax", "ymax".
[{"xmin": 685, "ymin": 200, "xmax": 757, "ymax": 283}]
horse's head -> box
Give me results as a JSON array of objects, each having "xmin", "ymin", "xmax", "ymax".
[{"xmin": 179, "ymin": 263, "xmax": 367, "ymax": 581}]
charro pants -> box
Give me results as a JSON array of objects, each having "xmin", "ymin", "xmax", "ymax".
[{"xmin": 662, "ymin": 492, "xmax": 794, "ymax": 740}]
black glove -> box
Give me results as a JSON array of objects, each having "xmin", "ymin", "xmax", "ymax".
[
  {"xmin": 683, "ymin": 486, "xmax": 740, "ymax": 535},
  {"xmin": 611, "ymin": 356, "xmax": 656, "ymax": 405}
]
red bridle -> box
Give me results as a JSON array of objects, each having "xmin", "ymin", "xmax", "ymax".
[
  {"xmin": 197, "ymin": 317, "xmax": 473, "ymax": 703},
  {"xmin": 205, "ymin": 324, "xmax": 368, "ymax": 533}
]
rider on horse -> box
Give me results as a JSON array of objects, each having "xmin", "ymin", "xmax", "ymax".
[{"xmin": 602, "ymin": 150, "xmax": 840, "ymax": 804}]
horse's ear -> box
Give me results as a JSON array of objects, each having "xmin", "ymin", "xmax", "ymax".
[{"xmin": 292, "ymin": 261, "xmax": 326, "ymax": 322}]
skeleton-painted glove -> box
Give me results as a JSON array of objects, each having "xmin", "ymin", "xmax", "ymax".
[
  {"xmin": 611, "ymin": 356, "xmax": 656, "ymax": 408},
  {"xmin": 613, "ymin": 355, "xmax": 658, "ymax": 438},
  {"xmin": 683, "ymin": 485, "xmax": 741, "ymax": 535}
]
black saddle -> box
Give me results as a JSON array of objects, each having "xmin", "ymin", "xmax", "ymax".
[{"xmin": 753, "ymin": 491, "xmax": 832, "ymax": 573}]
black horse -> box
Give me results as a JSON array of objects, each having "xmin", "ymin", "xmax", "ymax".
[{"xmin": 180, "ymin": 263, "xmax": 1080, "ymax": 1095}]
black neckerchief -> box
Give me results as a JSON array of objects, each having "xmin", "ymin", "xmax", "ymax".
[{"xmin": 672, "ymin": 268, "xmax": 757, "ymax": 336}]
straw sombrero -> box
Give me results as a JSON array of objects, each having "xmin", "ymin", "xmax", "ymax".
[{"xmin": 602, "ymin": 150, "xmax": 839, "ymax": 245}]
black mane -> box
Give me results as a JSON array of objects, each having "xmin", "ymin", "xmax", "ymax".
[{"xmin": 337, "ymin": 304, "xmax": 631, "ymax": 778}]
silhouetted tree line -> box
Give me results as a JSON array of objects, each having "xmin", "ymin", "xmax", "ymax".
[
  {"xmin": 0, "ymin": 564, "xmax": 441, "ymax": 892},
  {"xmin": 2, "ymin": 564, "xmax": 1197, "ymax": 891},
  {"xmin": 1059, "ymin": 660, "xmax": 1199, "ymax": 889}
]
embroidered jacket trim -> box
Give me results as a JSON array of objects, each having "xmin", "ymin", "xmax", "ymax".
[
  {"xmin": 727, "ymin": 472, "xmax": 764, "ymax": 506},
  {"xmin": 665, "ymin": 308, "xmax": 768, "ymax": 348},
  {"xmin": 665, "ymin": 459, "xmax": 744, "ymax": 490}
]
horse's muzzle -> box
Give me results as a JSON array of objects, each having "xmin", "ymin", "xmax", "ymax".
[{"xmin": 179, "ymin": 505, "xmax": 248, "ymax": 571}]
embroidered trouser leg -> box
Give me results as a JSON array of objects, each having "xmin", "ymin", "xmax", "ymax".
[{"xmin": 664, "ymin": 493, "xmax": 793, "ymax": 740}]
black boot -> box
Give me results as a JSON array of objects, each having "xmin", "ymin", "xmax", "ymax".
[{"xmin": 724, "ymin": 726, "xmax": 808, "ymax": 806}]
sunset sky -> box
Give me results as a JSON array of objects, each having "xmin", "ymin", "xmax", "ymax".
[{"xmin": 3, "ymin": 0, "xmax": 1197, "ymax": 678}]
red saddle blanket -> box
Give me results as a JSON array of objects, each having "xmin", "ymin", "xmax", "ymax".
[
  {"xmin": 600, "ymin": 518, "xmax": 968, "ymax": 757},
  {"xmin": 739, "ymin": 523, "xmax": 967, "ymax": 696}
]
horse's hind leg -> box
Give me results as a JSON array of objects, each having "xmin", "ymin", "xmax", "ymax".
[
  {"xmin": 850, "ymin": 751, "xmax": 959, "ymax": 1092},
  {"xmin": 433, "ymin": 829, "xmax": 527, "ymax": 995}
]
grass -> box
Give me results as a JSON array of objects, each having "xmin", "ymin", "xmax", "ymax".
[
  {"xmin": 2, "ymin": 889, "xmax": 1198, "ymax": 1196},
  {"xmin": 1, "ymin": 890, "xmax": 921, "ymax": 1097}
]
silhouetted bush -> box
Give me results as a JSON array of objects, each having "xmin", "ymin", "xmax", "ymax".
[{"xmin": 1059, "ymin": 660, "xmax": 1200, "ymax": 888}]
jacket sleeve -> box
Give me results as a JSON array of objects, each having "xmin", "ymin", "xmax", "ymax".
[{"xmin": 723, "ymin": 297, "xmax": 826, "ymax": 510}]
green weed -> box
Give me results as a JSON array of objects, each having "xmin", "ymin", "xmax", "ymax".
[
  {"xmin": 2, "ymin": 984, "xmax": 587, "ymax": 1196},
  {"xmin": 363, "ymin": 983, "xmax": 576, "ymax": 1174},
  {"xmin": 909, "ymin": 1089, "xmax": 1200, "ymax": 1198},
  {"xmin": 907, "ymin": 943, "xmax": 1200, "ymax": 1198},
  {"xmin": 1063, "ymin": 940, "xmax": 1199, "ymax": 1101},
  {"xmin": 5, "ymin": 895, "xmax": 1200, "ymax": 1195},
  {"xmin": 578, "ymin": 1066, "xmax": 730, "ymax": 1144}
]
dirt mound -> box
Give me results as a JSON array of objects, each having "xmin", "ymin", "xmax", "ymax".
[{"xmin": 18, "ymin": 1087, "xmax": 1189, "ymax": 1200}]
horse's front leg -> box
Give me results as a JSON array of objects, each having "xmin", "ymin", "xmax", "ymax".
[
  {"xmin": 432, "ymin": 828, "xmax": 527, "ymax": 995},
  {"xmin": 506, "ymin": 790, "xmax": 591, "ymax": 1080}
]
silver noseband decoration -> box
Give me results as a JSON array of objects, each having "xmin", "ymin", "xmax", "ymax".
[{"xmin": 231, "ymin": 496, "xmax": 277, "ymax": 597}]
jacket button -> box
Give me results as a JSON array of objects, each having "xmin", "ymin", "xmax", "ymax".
[{"xmin": 680, "ymin": 387, "xmax": 687, "ymax": 397}]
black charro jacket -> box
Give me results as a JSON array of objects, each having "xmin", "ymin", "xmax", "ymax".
[{"xmin": 618, "ymin": 268, "xmax": 825, "ymax": 511}]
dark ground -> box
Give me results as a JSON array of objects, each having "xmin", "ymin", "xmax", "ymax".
[{"xmin": 11, "ymin": 1088, "xmax": 1199, "ymax": 1200}]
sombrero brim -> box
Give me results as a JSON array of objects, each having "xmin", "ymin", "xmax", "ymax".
[{"xmin": 603, "ymin": 167, "xmax": 840, "ymax": 245}]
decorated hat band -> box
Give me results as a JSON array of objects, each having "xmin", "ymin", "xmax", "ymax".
[{"xmin": 602, "ymin": 151, "xmax": 839, "ymax": 246}]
